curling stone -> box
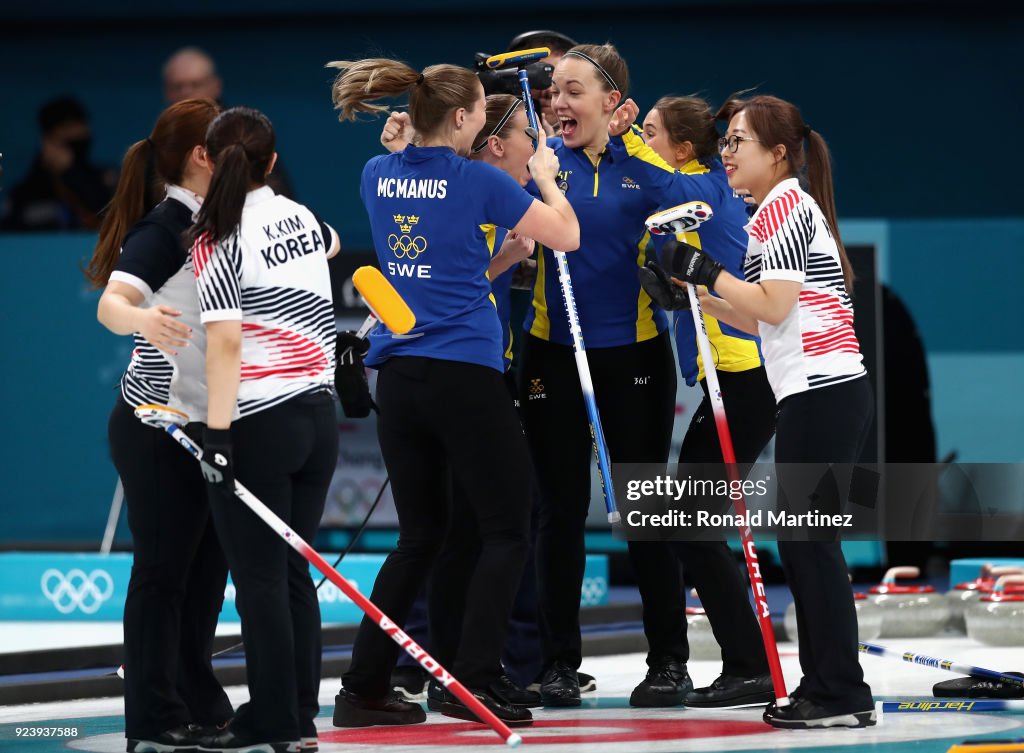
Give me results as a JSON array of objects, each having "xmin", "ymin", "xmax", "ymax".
[
  {"xmin": 869, "ymin": 566, "xmax": 949, "ymax": 638},
  {"xmin": 947, "ymin": 565, "xmax": 1024, "ymax": 633},
  {"xmin": 966, "ymin": 575, "xmax": 1024, "ymax": 646},
  {"xmin": 685, "ymin": 589, "xmax": 722, "ymax": 661},
  {"xmin": 784, "ymin": 592, "xmax": 883, "ymax": 643}
]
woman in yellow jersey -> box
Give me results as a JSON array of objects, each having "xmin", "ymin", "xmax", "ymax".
[{"xmin": 634, "ymin": 96, "xmax": 777, "ymax": 708}]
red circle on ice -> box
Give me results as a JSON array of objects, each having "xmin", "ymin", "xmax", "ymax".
[{"xmin": 322, "ymin": 718, "xmax": 770, "ymax": 746}]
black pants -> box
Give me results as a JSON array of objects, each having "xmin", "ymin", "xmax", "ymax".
[
  {"xmin": 343, "ymin": 357, "xmax": 531, "ymax": 694},
  {"xmin": 672, "ymin": 367, "xmax": 777, "ymax": 676},
  {"xmin": 774, "ymin": 376, "xmax": 874, "ymax": 711},
  {"xmin": 109, "ymin": 398, "xmax": 232, "ymax": 739},
  {"xmin": 394, "ymin": 368, "xmax": 543, "ymax": 688},
  {"xmin": 207, "ymin": 391, "xmax": 337, "ymax": 741},
  {"xmin": 520, "ymin": 332, "xmax": 677, "ymax": 669}
]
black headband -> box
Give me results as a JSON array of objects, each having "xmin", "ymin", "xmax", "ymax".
[
  {"xmin": 564, "ymin": 50, "xmax": 619, "ymax": 91},
  {"xmin": 472, "ymin": 98, "xmax": 523, "ymax": 154}
]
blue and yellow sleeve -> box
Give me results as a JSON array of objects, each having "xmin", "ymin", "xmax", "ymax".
[{"xmin": 608, "ymin": 126, "xmax": 710, "ymax": 208}]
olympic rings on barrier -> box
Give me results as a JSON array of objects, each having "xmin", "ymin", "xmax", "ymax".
[
  {"xmin": 40, "ymin": 568, "xmax": 114, "ymax": 614},
  {"xmin": 580, "ymin": 576, "xmax": 608, "ymax": 607}
]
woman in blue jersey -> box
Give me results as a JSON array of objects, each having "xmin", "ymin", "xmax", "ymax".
[
  {"xmin": 610, "ymin": 96, "xmax": 778, "ymax": 708},
  {"xmin": 86, "ymin": 98, "xmax": 235, "ymax": 753},
  {"xmin": 327, "ymin": 57, "xmax": 580, "ymax": 727},
  {"xmin": 526, "ymin": 43, "xmax": 734, "ymax": 708},
  {"xmin": 190, "ymin": 107, "xmax": 341, "ymax": 753},
  {"xmin": 378, "ymin": 94, "xmax": 544, "ymax": 706},
  {"xmin": 666, "ymin": 94, "xmax": 875, "ymax": 729}
]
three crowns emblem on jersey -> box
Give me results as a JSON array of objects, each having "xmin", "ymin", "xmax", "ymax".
[{"xmin": 388, "ymin": 214, "xmax": 427, "ymax": 260}]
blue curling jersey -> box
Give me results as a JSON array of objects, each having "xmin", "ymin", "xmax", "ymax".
[
  {"xmin": 360, "ymin": 145, "xmax": 534, "ymax": 372},
  {"xmin": 607, "ymin": 129, "xmax": 764, "ymax": 385}
]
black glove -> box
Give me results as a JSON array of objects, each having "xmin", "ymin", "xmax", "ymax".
[
  {"xmin": 660, "ymin": 237, "xmax": 725, "ymax": 291},
  {"xmin": 200, "ymin": 428, "xmax": 234, "ymax": 495},
  {"xmin": 335, "ymin": 330, "xmax": 374, "ymax": 418},
  {"xmin": 638, "ymin": 261, "xmax": 690, "ymax": 311}
]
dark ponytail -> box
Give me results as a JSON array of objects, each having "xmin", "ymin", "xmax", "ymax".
[
  {"xmin": 719, "ymin": 94, "xmax": 853, "ymax": 293},
  {"xmin": 190, "ymin": 107, "xmax": 275, "ymax": 244},
  {"xmin": 804, "ymin": 129, "xmax": 852, "ymax": 293},
  {"xmin": 86, "ymin": 98, "xmax": 219, "ymax": 288}
]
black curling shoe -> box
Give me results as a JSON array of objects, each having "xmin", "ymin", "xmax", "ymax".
[
  {"xmin": 763, "ymin": 697, "xmax": 877, "ymax": 729},
  {"xmin": 127, "ymin": 723, "xmax": 205, "ymax": 752},
  {"xmin": 439, "ymin": 687, "xmax": 533, "ymax": 726},
  {"xmin": 539, "ymin": 662, "xmax": 581, "ymax": 707},
  {"xmin": 491, "ymin": 674, "xmax": 543, "ymax": 707},
  {"xmin": 684, "ymin": 672, "xmax": 775, "ymax": 708},
  {"xmin": 196, "ymin": 730, "xmax": 300, "ymax": 752},
  {"xmin": 629, "ymin": 658, "xmax": 693, "ymax": 707},
  {"xmin": 332, "ymin": 688, "xmax": 426, "ymax": 727}
]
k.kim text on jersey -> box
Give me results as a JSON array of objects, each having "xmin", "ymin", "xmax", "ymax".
[
  {"xmin": 259, "ymin": 226, "xmax": 325, "ymax": 269},
  {"xmin": 262, "ymin": 214, "xmax": 306, "ymax": 241}
]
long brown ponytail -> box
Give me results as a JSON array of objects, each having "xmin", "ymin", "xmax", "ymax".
[
  {"xmin": 189, "ymin": 107, "xmax": 275, "ymax": 245},
  {"xmin": 85, "ymin": 98, "xmax": 219, "ymax": 288},
  {"xmin": 717, "ymin": 94, "xmax": 853, "ymax": 292},
  {"xmin": 327, "ymin": 58, "xmax": 481, "ymax": 140}
]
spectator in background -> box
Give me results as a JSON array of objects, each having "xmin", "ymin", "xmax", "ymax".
[
  {"xmin": 505, "ymin": 30, "xmax": 577, "ymax": 134},
  {"xmin": 162, "ymin": 47, "xmax": 223, "ymax": 104},
  {"xmin": 1, "ymin": 97, "xmax": 117, "ymax": 231},
  {"xmin": 162, "ymin": 46, "xmax": 296, "ymax": 198}
]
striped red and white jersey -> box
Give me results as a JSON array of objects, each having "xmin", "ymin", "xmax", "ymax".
[
  {"xmin": 111, "ymin": 186, "xmax": 211, "ymax": 422},
  {"xmin": 742, "ymin": 178, "xmax": 865, "ymax": 402},
  {"xmin": 193, "ymin": 186, "xmax": 337, "ymax": 418}
]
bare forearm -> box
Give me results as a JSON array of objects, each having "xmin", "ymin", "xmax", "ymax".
[
  {"xmin": 535, "ymin": 179, "xmax": 576, "ymax": 235},
  {"xmin": 700, "ymin": 293, "xmax": 760, "ymax": 335},
  {"xmin": 714, "ymin": 273, "xmax": 795, "ymax": 326},
  {"xmin": 205, "ymin": 327, "xmax": 241, "ymax": 429},
  {"xmin": 488, "ymin": 253, "xmax": 517, "ymax": 279},
  {"xmin": 97, "ymin": 291, "xmax": 142, "ymax": 335}
]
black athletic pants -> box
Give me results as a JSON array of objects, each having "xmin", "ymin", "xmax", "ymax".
[
  {"xmin": 394, "ymin": 369, "xmax": 543, "ymax": 688},
  {"xmin": 520, "ymin": 331, "xmax": 678, "ymax": 669},
  {"xmin": 672, "ymin": 367, "xmax": 776, "ymax": 676},
  {"xmin": 207, "ymin": 390, "xmax": 337, "ymax": 742},
  {"xmin": 342, "ymin": 357, "xmax": 531, "ymax": 694},
  {"xmin": 109, "ymin": 398, "xmax": 232, "ymax": 740},
  {"xmin": 774, "ymin": 376, "xmax": 874, "ymax": 711}
]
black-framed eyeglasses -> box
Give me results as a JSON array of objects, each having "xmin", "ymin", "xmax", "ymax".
[
  {"xmin": 718, "ymin": 134, "xmax": 763, "ymax": 153},
  {"xmin": 472, "ymin": 98, "xmax": 537, "ymax": 153}
]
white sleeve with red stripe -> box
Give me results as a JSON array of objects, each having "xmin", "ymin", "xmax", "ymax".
[
  {"xmin": 193, "ymin": 232, "xmax": 244, "ymax": 323},
  {"xmin": 752, "ymin": 189, "xmax": 812, "ymax": 284}
]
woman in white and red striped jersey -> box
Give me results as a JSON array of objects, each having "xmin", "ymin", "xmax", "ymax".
[
  {"xmin": 663, "ymin": 94, "xmax": 875, "ymax": 731},
  {"xmin": 189, "ymin": 106, "xmax": 340, "ymax": 753}
]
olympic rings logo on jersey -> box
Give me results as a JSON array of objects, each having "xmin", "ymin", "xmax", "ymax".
[
  {"xmin": 387, "ymin": 233, "xmax": 428, "ymax": 259},
  {"xmin": 40, "ymin": 568, "xmax": 115, "ymax": 614}
]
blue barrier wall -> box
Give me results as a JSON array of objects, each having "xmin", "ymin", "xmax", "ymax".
[
  {"xmin": 1, "ymin": 5, "xmax": 1021, "ymax": 242},
  {"xmin": 0, "ymin": 552, "xmax": 608, "ymax": 622},
  {"xmin": 0, "ymin": 218, "xmax": 1020, "ymax": 543}
]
